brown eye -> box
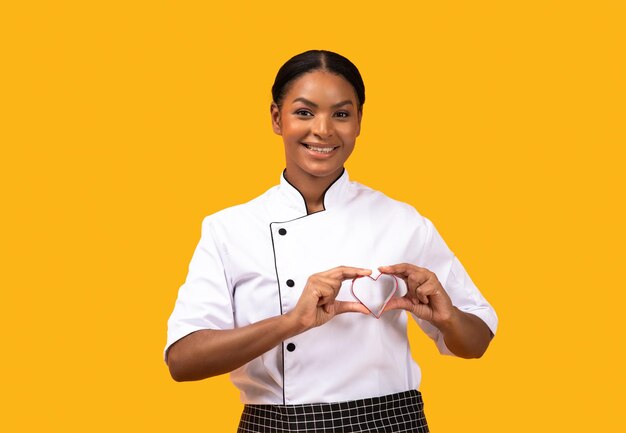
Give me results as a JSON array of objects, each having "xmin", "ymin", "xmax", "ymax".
[{"xmin": 295, "ymin": 109, "xmax": 313, "ymax": 117}]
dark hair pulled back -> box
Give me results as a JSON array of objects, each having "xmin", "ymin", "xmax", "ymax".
[{"xmin": 272, "ymin": 50, "xmax": 365, "ymax": 111}]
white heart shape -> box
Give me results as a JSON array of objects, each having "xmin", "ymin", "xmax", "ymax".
[{"xmin": 351, "ymin": 274, "xmax": 398, "ymax": 319}]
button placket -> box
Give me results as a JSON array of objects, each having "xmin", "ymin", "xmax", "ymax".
[{"xmin": 273, "ymin": 223, "xmax": 297, "ymax": 315}]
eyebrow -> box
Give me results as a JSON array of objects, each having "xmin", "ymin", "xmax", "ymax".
[{"xmin": 292, "ymin": 97, "xmax": 354, "ymax": 109}]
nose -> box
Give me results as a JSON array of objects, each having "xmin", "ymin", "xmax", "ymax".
[{"xmin": 311, "ymin": 115, "xmax": 333, "ymax": 139}]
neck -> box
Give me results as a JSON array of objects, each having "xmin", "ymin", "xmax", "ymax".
[{"xmin": 284, "ymin": 168, "xmax": 344, "ymax": 214}]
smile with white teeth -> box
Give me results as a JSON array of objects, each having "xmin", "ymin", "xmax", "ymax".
[{"xmin": 303, "ymin": 143, "xmax": 337, "ymax": 153}]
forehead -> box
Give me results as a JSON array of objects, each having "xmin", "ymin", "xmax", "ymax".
[{"xmin": 284, "ymin": 70, "xmax": 358, "ymax": 105}]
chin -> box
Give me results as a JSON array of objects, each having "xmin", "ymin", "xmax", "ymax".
[{"xmin": 303, "ymin": 164, "xmax": 344, "ymax": 179}]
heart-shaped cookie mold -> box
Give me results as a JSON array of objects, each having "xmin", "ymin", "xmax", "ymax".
[{"xmin": 351, "ymin": 273, "xmax": 398, "ymax": 319}]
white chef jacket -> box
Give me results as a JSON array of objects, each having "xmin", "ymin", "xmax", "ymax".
[{"xmin": 165, "ymin": 169, "xmax": 498, "ymax": 405}]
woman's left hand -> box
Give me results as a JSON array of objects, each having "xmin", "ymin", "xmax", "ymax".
[
  {"xmin": 378, "ymin": 263, "xmax": 454, "ymax": 328},
  {"xmin": 379, "ymin": 262, "xmax": 494, "ymax": 358}
]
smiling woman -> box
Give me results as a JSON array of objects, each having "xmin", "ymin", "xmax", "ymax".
[
  {"xmin": 164, "ymin": 50, "xmax": 497, "ymax": 433},
  {"xmin": 271, "ymin": 70, "xmax": 362, "ymax": 213}
]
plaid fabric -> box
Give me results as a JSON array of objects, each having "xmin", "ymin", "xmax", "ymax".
[{"xmin": 237, "ymin": 390, "xmax": 429, "ymax": 433}]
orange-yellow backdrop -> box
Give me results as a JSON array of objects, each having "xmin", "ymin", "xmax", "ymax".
[{"xmin": 2, "ymin": 1, "xmax": 624, "ymax": 432}]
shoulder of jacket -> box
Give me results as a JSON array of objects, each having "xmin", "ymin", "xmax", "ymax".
[
  {"xmin": 201, "ymin": 185, "xmax": 277, "ymax": 229},
  {"xmin": 349, "ymin": 180, "xmax": 428, "ymax": 221}
]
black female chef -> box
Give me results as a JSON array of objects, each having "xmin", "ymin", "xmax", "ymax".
[{"xmin": 164, "ymin": 50, "xmax": 497, "ymax": 433}]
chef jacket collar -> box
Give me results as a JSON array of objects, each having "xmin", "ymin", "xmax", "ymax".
[{"xmin": 278, "ymin": 168, "xmax": 350, "ymax": 215}]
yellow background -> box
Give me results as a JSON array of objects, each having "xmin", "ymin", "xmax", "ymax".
[{"xmin": 1, "ymin": 1, "xmax": 624, "ymax": 432}]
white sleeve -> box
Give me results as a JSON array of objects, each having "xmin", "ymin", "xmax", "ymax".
[
  {"xmin": 164, "ymin": 216, "xmax": 235, "ymax": 362},
  {"xmin": 412, "ymin": 217, "xmax": 498, "ymax": 356}
]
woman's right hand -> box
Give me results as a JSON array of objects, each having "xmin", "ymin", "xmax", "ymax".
[
  {"xmin": 287, "ymin": 266, "xmax": 372, "ymax": 334},
  {"xmin": 167, "ymin": 266, "xmax": 372, "ymax": 381}
]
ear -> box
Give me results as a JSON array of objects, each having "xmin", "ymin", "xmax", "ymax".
[
  {"xmin": 270, "ymin": 102, "xmax": 282, "ymax": 135},
  {"xmin": 355, "ymin": 108, "xmax": 363, "ymax": 137}
]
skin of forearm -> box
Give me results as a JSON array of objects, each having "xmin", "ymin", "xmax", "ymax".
[
  {"xmin": 167, "ymin": 313, "xmax": 302, "ymax": 382},
  {"xmin": 436, "ymin": 307, "xmax": 493, "ymax": 359}
]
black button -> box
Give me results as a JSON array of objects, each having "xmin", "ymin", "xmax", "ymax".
[
  {"xmin": 286, "ymin": 343, "xmax": 296, "ymax": 352},
  {"xmin": 286, "ymin": 279, "xmax": 295, "ymax": 287},
  {"xmin": 278, "ymin": 228, "xmax": 287, "ymax": 236}
]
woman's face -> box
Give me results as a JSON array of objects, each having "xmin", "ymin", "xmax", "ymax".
[{"xmin": 271, "ymin": 70, "xmax": 362, "ymax": 184}]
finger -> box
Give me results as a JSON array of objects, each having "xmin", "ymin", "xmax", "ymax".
[
  {"xmin": 382, "ymin": 296, "xmax": 415, "ymax": 313},
  {"xmin": 407, "ymin": 271, "xmax": 430, "ymax": 292},
  {"xmin": 385, "ymin": 267, "xmax": 429, "ymax": 303},
  {"xmin": 305, "ymin": 277, "xmax": 341, "ymax": 306},
  {"xmin": 323, "ymin": 302, "xmax": 333, "ymax": 314},
  {"xmin": 378, "ymin": 263, "xmax": 419, "ymax": 279},
  {"xmin": 414, "ymin": 277, "xmax": 439, "ymax": 304},
  {"xmin": 313, "ymin": 277, "xmax": 341, "ymax": 306},
  {"xmin": 415, "ymin": 279, "xmax": 441, "ymax": 304},
  {"xmin": 414, "ymin": 286, "xmax": 430, "ymax": 304},
  {"xmin": 321, "ymin": 266, "xmax": 372, "ymax": 281},
  {"xmin": 378, "ymin": 264, "xmax": 428, "ymax": 290},
  {"xmin": 334, "ymin": 301, "xmax": 370, "ymax": 315},
  {"xmin": 314, "ymin": 284, "xmax": 336, "ymax": 305},
  {"xmin": 384, "ymin": 296, "xmax": 434, "ymax": 322},
  {"xmin": 314, "ymin": 276, "xmax": 342, "ymax": 293}
]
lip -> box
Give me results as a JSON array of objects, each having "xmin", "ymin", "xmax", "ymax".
[
  {"xmin": 301, "ymin": 142, "xmax": 338, "ymax": 149},
  {"xmin": 301, "ymin": 142, "xmax": 340, "ymax": 158}
]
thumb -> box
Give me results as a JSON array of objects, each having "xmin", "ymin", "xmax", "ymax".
[
  {"xmin": 383, "ymin": 297, "xmax": 414, "ymax": 313},
  {"xmin": 334, "ymin": 300, "xmax": 370, "ymax": 315}
]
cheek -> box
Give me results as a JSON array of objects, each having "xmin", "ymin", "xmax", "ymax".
[
  {"xmin": 337, "ymin": 122, "xmax": 360, "ymax": 140},
  {"xmin": 281, "ymin": 122, "xmax": 306, "ymax": 139}
]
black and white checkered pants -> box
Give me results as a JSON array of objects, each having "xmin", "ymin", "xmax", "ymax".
[{"xmin": 237, "ymin": 389, "xmax": 429, "ymax": 433}]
